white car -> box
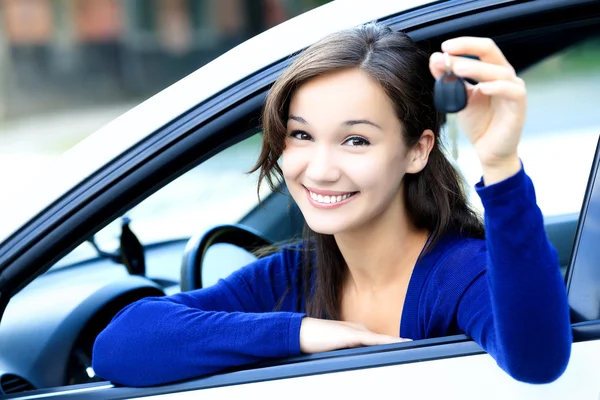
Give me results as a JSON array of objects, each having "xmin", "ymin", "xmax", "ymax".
[{"xmin": 1, "ymin": 0, "xmax": 600, "ymax": 399}]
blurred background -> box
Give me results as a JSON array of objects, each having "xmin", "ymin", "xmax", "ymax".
[
  {"xmin": 0, "ymin": 0, "xmax": 331, "ymax": 119},
  {"xmin": 0, "ymin": 0, "xmax": 330, "ymax": 189}
]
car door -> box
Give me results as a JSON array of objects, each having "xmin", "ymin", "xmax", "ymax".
[{"xmin": 2, "ymin": 0, "xmax": 600, "ymax": 399}]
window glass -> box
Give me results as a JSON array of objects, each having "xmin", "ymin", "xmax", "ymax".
[{"xmin": 55, "ymin": 133, "xmax": 268, "ymax": 267}]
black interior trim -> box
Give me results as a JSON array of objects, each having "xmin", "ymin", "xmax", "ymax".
[
  {"xmin": 404, "ymin": 0, "xmax": 600, "ymax": 74},
  {"xmin": 572, "ymin": 320, "xmax": 600, "ymax": 341},
  {"xmin": 400, "ymin": 0, "xmax": 599, "ymax": 38}
]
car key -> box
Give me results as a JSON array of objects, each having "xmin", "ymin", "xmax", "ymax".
[{"xmin": 434, "ymin": 52, "xmax": 467, "ymax": 113}]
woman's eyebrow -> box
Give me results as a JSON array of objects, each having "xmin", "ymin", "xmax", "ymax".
[
  {"xmin": 288, "ymin": 115, "xmax": 382, "ymax": 130},
  {"xmin": 343, "ymin": 119, "xmax": 382, "ymax": 130},
  {"xmin": 288, "ymin": 115, "xmax": 307, "ymax": 124}
]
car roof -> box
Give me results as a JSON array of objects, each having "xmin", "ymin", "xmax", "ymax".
[{"xmin": 0, "ymin": 0, "xmax": 432, "ymax": 243}]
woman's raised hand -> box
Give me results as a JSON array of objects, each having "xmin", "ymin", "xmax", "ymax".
[{"xmin": 429, "ymin": 37, "xmax": 525, "ymax": 185}]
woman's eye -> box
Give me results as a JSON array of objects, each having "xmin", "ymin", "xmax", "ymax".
[
  {"xmin": 289, "ymin": 131, "xmax": 312, "ymax": 141},
  {"xmin": 344, "ymin": 136, "xmax": 370, "ymax": 147}
]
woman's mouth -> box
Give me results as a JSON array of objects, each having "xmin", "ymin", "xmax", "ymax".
[{"xmin": 303, "ymin": 187, "xmax": 359, "ymax": 209}]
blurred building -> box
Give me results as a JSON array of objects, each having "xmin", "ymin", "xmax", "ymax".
[{"xmin": 0, "ymin": 0, "xmax": 330, "ymax": 119}]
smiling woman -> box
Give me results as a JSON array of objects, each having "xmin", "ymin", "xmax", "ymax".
[
  {"xmin": 91, "ymin": 22, "xmax": 572, "ymax": 387},
  {"xmin": 255, "ymin": 25, "xmax": 485, "ymax": 322}
]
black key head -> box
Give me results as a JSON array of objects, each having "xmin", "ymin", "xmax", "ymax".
[{"xmin": 434, "ymin": 73, "xmax": 467, "ymax": 113}]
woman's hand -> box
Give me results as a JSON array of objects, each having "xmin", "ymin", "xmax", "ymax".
[
  {"xmin": 299, "ymin": 317, "xmax": 410, "ymax": 354},
  {"xmin": 429, "ymin": 37, "xmax": 525, "ymax": 185}
]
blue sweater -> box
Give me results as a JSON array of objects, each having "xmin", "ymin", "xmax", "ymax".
[{"xmin": 92, "ymin": 166, "xmax": 572, "ymax": 387}]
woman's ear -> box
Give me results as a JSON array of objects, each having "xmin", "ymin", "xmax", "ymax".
[{"xmin": 406, "ymin": 129, "xmax": 435, "ymax": 174}]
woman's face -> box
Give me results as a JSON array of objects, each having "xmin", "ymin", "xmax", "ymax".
[{"xmin": 282, "ymin": 68, "xmax": 428, "ymax": 235}]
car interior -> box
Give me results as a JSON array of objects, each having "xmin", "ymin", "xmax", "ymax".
[{"xmin": 1, "ymin": 1, "xmax": 600, "ymax": 397}]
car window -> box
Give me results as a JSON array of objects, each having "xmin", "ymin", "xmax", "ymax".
[
  {"xmin": 55, "ymin": 133, "xmax": 268, "ymax": 267},
  {"xmin": 450, "ymin": 36, "xmax": 600, "ymax": 218}
]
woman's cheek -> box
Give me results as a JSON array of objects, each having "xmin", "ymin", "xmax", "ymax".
[
  {"xmin": 281, "ymin": 146, "xmax": 306, "ymax": 182},
  {"xmin": 343, "ymin": 154, "xmax": 383, "ymax": 189}
]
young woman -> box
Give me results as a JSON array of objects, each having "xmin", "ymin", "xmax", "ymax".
[{"xmin": 92, "ymin": 23, "xmax": 572, "ymax": 387}]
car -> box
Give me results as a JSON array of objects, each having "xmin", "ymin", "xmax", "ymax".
[{"xmin": 1, "ymin": 0, "xmax": 600, "ymax": 398}]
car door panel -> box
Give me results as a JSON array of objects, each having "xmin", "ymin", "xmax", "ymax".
[{"xmin": 134, "ymin": 340, "xmax": 600, "ymax": 400}]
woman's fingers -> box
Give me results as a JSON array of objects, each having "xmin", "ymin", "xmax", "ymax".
[
  {"xmin": 476, "ymin": 78, "xmax": 526, "ymax": 101},
  {"xmin": 339, "ymin": 322, "xmax": 413, "ymax": 347},
  {"xmin": 429, "ymin": 50, "xmax": 524, "ymax": 104},
  {"xmin": 429, "ymin": 52, "xmax": 516, "ymax": 83},
  {"xmin": 441, "ymin": 37, "xmax": 511, "ymax": 68},
  {"xmin": 299, "ymin": 317, "xmax": 412, "ymax": 354},
  {"xmin": 452, "ymin": 56, "xmax": 515, "ymax": 83},
  {"xmin": 356, "ymin": 332, "xmax": 412, "ymax": 347}
]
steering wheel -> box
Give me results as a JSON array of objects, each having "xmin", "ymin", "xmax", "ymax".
[{"xmin": 180, "ymin": 224, "xmax": 272, "ymax": 291}]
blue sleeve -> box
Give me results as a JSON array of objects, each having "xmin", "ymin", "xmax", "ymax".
[
  {"xmin": 92, "ymin": 247, "xmax": 306, "ymax": 387},
  {"xmin": 457, "ymin": 164, "xmax": 572, "ymax": 384}
]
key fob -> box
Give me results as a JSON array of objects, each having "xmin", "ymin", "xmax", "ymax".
[{"xmin": 434, "ymin": 73, "xmax": 467, "ymax": 113}]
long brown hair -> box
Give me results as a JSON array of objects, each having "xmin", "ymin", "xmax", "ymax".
[{"xmin": 250, "ymin": 23, "xmax": 484, "ymax": 319}]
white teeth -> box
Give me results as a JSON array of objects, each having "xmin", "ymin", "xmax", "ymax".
[{"xmin": 309, "ymin": 190, "xmax": 354, "ymax": 204}]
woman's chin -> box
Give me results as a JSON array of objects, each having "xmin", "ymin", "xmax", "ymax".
[{"xmin": 305, "ymin": 218, "xmax": 352, "ymax": 236}]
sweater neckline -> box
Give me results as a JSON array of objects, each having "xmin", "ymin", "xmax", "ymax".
[{"xmin": 399, "ymin": 233, "xmax": 458, "ymax": 339}]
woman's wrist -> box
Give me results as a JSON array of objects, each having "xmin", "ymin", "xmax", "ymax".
[{"xmin": 480, "ymin": 154, "xmax": 522, "ymax": 186}]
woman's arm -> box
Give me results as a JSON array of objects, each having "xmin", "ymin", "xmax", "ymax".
[
  {"xmin": 429, "ymin": 36, "xmax": 572, "ymax": 383},
  {"xmin": 92, "ymin": 248, "xmax": 306, "ymax": 387},
  {"xmin": 457, "ymin": 166, "xmax": 572, "ymax": 383}
]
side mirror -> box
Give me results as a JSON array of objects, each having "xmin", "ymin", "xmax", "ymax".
[{"xmin": 87, "ymin": 217, "xmax": 145, "ymax": 276}]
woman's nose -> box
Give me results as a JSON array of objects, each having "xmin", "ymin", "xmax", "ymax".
[{"xmin": 305, "ymin": 146, "xmax": 341, "ymax": 183}]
